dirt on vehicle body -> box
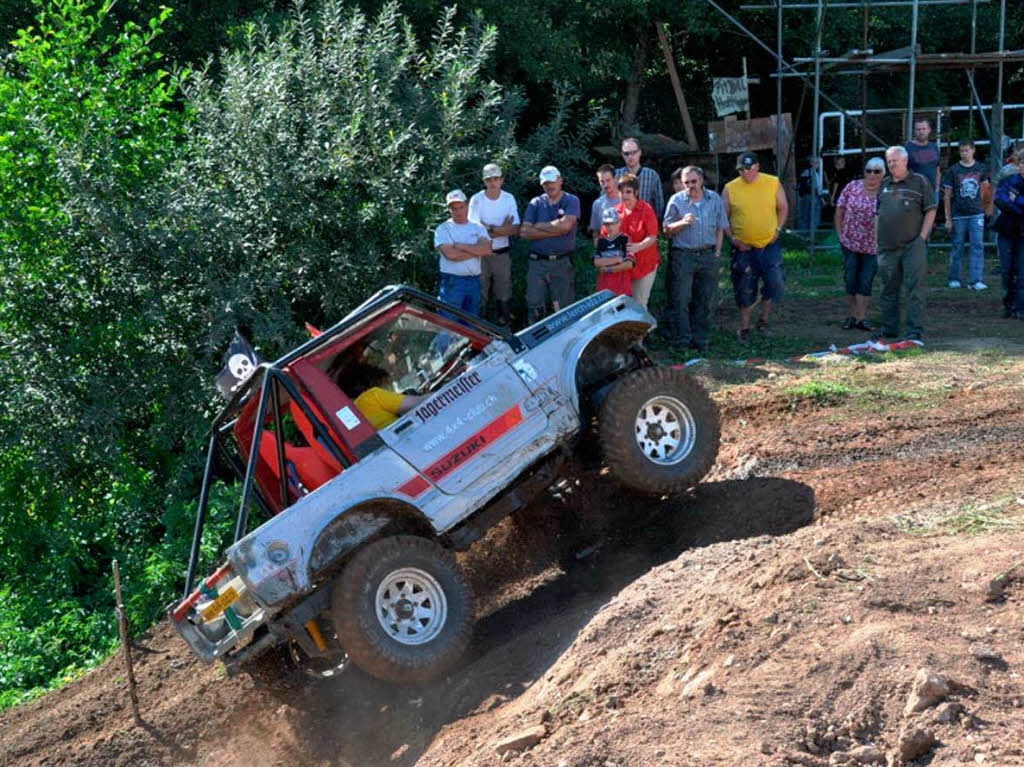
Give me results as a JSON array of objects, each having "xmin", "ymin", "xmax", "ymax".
[{"xmin": 169, "ymin": 285, "xmax": 721, "ymax": 683}]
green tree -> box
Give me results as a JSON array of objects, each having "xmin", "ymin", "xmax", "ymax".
[
  {"xmin": 0, "ymin": 0, "xmax": 188, "ymax": 706},
  {"xmin": 0, "ymin": 0, "xmax": 603, "ymax": 707}
]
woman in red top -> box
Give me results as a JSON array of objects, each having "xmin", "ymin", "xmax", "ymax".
[{"xmin": 615, "ymin": 174, "xmax": 660, "ymax": 308}]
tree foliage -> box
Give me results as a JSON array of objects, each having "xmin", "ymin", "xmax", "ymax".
[{"xmin": 0, "ymin": 0, "xmax": 603, "ymax": 707}]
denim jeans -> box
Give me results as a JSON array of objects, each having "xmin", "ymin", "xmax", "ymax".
[
  {"xmin": 947, "ymin": 214, "xmax": 985, "ymax": 284},
  {"xmin": 730, "ymin": 240, "xmax": 785, "ymax": 308},
  {"xmin": 438, "ymin": 273, "xmax": 481, "ymax": 316},
  {"xmin": 798, "ymin": 194, "xmax": 822, "ymax": 232},
  {"xmin": 997, "ymin": 234, "xmax": 1024, "ymax": 313},
  {"xmin": 841, "ymin": 246, "xmax": 878, "ymax": 297},
  {"xmin": 663, "ymin": 248, "xmax": 719, "ymax": 346}
]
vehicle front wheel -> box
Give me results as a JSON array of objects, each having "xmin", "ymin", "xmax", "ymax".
[
  {"xmin": 599, "ymin": 367, "xmax": 720, "ymax": 495},
  {"xmin": 331, "ymin": 535, "xmax": 474, "ymax": 683}
]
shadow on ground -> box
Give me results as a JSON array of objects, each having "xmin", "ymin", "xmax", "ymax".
[{"xmin": 266, "ymin": 476, "xmax": 815, "ymax": 767}]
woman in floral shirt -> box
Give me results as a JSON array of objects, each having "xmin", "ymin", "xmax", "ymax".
[{"xmin": 834, "ymin": 156, "xmax": 885, "ymax": 331}]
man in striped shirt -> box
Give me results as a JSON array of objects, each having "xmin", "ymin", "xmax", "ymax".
[{"xmin": 616, "ymin": 136, "xmax": 665, "ymax": 220}]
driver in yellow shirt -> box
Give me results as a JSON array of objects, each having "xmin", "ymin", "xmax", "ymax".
[{"xmin": 340, "ymin": 363, "xmax": 424, "ymax": 429}]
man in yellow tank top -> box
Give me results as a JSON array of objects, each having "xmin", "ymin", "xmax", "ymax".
[{"xmin": 723, "ymin": 152, "xmax": 790, "ymax": 344}]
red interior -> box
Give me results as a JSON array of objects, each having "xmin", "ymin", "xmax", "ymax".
[{"xmin": 232, "ymin": 300, "xmax": 493, "ymax": 513}]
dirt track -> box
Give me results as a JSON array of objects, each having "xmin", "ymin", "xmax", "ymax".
[{"xmin": 2, "ymin": 338, "xmax": 1023, "ymax": 767}]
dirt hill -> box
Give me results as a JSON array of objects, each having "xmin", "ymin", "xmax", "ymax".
[{"xmin": 2, "ymin": 344, "xmax": 1023, "ymax": 767}]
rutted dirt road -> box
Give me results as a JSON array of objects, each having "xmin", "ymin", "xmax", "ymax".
[{"xmin": 2, "ymin": 340, "xmax": 1023, "ymax": 767}]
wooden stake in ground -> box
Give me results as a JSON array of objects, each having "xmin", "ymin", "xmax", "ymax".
[{"xmin": 112, "ymin": 559, "xmax": 142, "ymax": 725}]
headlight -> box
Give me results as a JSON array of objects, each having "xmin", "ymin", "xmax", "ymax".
[{"xmin": 265, "ymin": 541, "xmax": 291, "ymax": 565}]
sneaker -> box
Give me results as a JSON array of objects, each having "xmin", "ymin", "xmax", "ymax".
[
  {"xmin": 855, "ymin": 319, "xmax": 874, "ymax": 332},
  {"xmin": 842, "ymin": 316, "xmax": 856, "ymax": 330},
  {"xmin": 907, "ymin": 332, "xmax": 923, "ymax": 342},
  {"xmin": 738, "ymin": 328, "xmax": 752, "ymax": 345},
  {"xmin": 757, "ymin": 318, "xmax": 772, "ymax": 336},
  {"xmin": 948, "ymin": 280, "xmax": 961, "ymax": 288},
  {"xmin": 969, "ymin": 281, "xmax": 988, "ymax": 291}
]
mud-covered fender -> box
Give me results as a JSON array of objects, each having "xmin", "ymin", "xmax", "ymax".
[
  {"xmin": 306, "ymin": 500, "xmax": 434, "ymax": 578},
  {"xmin": 556, "ymin": 299, "xmax": 654, "ymax": 414},
  {"xmin": 228, "ymin": 492, "xmax": 433, "ymax": 607}
]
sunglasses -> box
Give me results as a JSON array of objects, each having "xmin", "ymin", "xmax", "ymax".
[
  {"xmin": 865, "ymin": 169, "xmax": 884, "ymax": 174},
  {"xmin": 622, "ymin": 149, "xmax": 640, "ymax": 156}
]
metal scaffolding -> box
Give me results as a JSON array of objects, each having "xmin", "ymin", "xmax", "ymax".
[{"xmin": 704, "ymin": 0, "xmax": 1022, "ymax": 258}]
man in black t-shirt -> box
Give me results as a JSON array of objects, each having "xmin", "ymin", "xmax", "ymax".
[
  {"xmin": 905, "ymin": 118, "xmax": 941, "ymax": 205},
  {"xmin": 942, "ymin": 139, "xmax": 991, "ymax": 290}
]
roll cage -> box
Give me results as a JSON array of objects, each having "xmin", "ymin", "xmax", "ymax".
[{"xmin": 182, "ymin": 285, "xmax": 520, "ymax": 597}]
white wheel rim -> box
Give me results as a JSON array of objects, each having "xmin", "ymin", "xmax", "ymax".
[
  {"xmin": 634, "ymin": 395, "xmax": 696, "ymax": 466},
  {"xmin": 375, "ymin": 567, "xmax": 448, "ymax": 646}
]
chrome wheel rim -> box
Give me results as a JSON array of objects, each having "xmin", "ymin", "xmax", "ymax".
[
  {"xmin": 375, "ymin": 567, "xmax": 447, "ymax": 646},
  {"xmin": 634, "ymin": 395, "xmax": 696, "ymax": 465}
]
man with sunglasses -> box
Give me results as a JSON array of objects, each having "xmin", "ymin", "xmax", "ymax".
[
  {"xmin": 616, "ymin": 137, "xmax": 665, "ymax": 220},
  {"xmin": 661, "ymin": 166, "xmax": 729, "ymax": 352},
  {"xmin": 723, "ymin": 151, "xmax": 789, "ymax": 344}
]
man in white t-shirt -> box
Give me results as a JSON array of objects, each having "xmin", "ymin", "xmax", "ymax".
[
  {"xmin": 468, "ymin": 163, "xmax": 520, "ymax": 326},
  {"xmin": 434, "ymin": 189, "xmax": 492, "ymax": 316}
]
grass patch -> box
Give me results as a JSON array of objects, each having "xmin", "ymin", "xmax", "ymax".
[
  {"xmin": 786, "ymin": 379, "xmax": 852, "ymax": 405},
  {"xmin": 850, "ymin": 386, "xmax": 935, "ymax": 412},
  {"xmin": 892, "ymin": 495, "xmax": 1024, "ymax": 537},
  {"xmin": 974, "ymin": 347, "xmax": 1014, "ymax": 366}
]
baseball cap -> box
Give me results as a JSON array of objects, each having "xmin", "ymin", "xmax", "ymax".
[
  {"xmin": 864, "ymin": 157, "xmax": 885, "ymax": 171},
  {"xmin": 482, "ymin": 163, "xmax": 503, "ymax": 179},
  {"xmin": 736, "ymin": 151, "xmax": 759, "ymax": 170},
  {"xmin": 601, "ymin": 207, "xmax": 620, "ymax": 224},
  {"xmin": 445, "ymin": 189, "xmax": 467, "ymax": 205},
  {"xmin": 538, "ymin": 165, "xmax": 561, "ymax": 184}
]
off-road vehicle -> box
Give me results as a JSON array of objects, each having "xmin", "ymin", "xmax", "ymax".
[{"xmin": 170, "ymin": 285, "xmax": 720, "ymax": 682}]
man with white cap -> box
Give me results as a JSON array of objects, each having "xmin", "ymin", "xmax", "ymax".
[
  {"xmin": 520, "ymin": 165, "xmax": 581, "ymax": 323},
  {"xmin": 468, "ymin": 163, "xmax": 520, "ymax": 326},
  {"xmin": 433, "ymin": 189, "xmax": 492, "ymax": 316}
]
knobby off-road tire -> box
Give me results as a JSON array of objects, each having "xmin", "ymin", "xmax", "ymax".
[
  {"xmin": 599, "ymin": 367, "xmax": 720, "ymax": 495},
  {"xmin": 331, "ymin": 535, "xmax": 474, "ymax": 683}
]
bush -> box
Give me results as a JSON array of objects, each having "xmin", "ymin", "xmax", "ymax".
[{"xmin": 0, "ymin": 0, "xmax": 604, "ymax": 708}]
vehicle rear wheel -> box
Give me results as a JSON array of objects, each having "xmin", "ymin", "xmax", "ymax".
[
  {"xmin": 599, "ymin": 367, "xmax": 720, "ymax": 495},
  {"xmin": 331, "ymin": 535, "xmax": 474, "ymax": 683}
]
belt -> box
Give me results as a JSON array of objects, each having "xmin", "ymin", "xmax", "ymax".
[
  {"xmin": 529, "ymin": 252, "xmax": 572, "ymax": 261},
  {"xmin": 492, "ymin": 246, "xmax": 511, "ymax": 254},
  {"xmin": 671, "ymin": 245, "xmax": 715, "ymax": 254}
]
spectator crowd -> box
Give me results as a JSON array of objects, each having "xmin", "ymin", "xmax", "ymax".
[{"xmin": 434, "ymin": 127, "xmax": 1024, "ymax": 349}]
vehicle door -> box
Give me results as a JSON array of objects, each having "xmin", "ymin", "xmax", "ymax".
[{"xmin": 375, "ymin": 317, "xmax": 551, "ymax": 496}]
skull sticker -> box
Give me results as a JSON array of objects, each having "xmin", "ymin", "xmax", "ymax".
[{"xmin": 228, "ymin": 353, "xmax": 255, "ymax": 383}]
